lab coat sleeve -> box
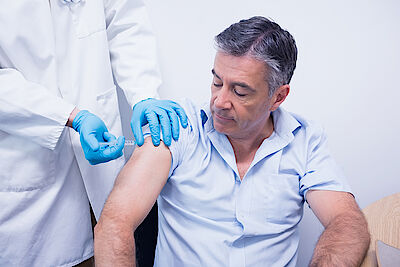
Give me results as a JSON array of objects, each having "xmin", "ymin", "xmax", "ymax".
[
  {"xmin": 103, "ymin": 0, "xmax": 161, "ymax": 109},
  {"xmin": 0, "ymin": 68, "xmax": 75, "ymax": 150}
]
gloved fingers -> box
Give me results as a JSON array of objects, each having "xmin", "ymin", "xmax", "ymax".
[
  {"xmin": 131, "ymin": 116, "xmax": 145, "ymax": 147},
  {"xmin": 84, "ymin": 133, "xmax": 100, "ymax": 152},
  {"xmin": 170, "ymin": 104, "xmax": 188, "ymax": 128},
  {"xmin": 102, "ymin": 136, "xmax": 125, "ymax": 159},
  {"xmin": 117, "ymin": 135, "xmax": 125, "ymax": 148},
  {"xmin": 154, "ymin": 107, "xmax": 172, "ymax": 146},
  {"xmin": 103, "ymin": 132, "xmax": 117, "ymax": 142},
  {"xmin": 86, "ymin": 136, "xmax": 124, "ymax": 165},
  {"xmin": 83, "ymin": 146, "xmax": 101, "ymax": 165},
  {"xmin": 167, "ymin": 109, "xmax": 180, "ymax": 141},
  {"xmin": 88, "ymin": 155, "xmax": 103, "ymax": 165},
  {"xmin": 131, "ymin": 98, "xmax": 186, "ymax": 146},
  {"xmin": 146, "ymin": 109, "xmax": 162, "ymax": 146}
]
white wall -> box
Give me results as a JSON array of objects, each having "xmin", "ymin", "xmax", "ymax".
[{"xmin": 137, "ymin": 0, "xmax": 400, "ymax": 265}]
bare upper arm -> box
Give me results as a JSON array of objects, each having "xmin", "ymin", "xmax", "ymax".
[
  {"xmin": 99, "ymin": 137, "xmax": 171, "ymax": 230},
  {"xmin": 307, "ymin": 190, "xmax": 362, "ymax": 228}
]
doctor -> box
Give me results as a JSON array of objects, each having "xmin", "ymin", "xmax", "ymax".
[{"xmin": 0, "ymin": 0, "xmax": 186, "ymax": 266}]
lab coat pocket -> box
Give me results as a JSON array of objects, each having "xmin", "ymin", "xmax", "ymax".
[
  {"xmin": 251, "ymin": 174, "xmax": 303, "ymax": 226},
  {"xmin": 69, "ymin": 1, "xmax": 106, "ymax": 39},
  {"xmin": 0, "ymin": 135, "xmax": 55, "ymax": 192},
  {"xmin": 96, "ymin": 86, "xmax": 120, "ymax": 131}
]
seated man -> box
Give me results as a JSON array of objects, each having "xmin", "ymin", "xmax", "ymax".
[{"xmin": 94, "ymin": 16, "xmax": 370, "ymax": 266}]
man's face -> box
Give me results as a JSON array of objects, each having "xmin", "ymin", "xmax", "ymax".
[{"xmin": 210, "ymin": 52, "xmax": 278, "ymax": 140}]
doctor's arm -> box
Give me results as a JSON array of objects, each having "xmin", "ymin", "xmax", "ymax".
[
  {"xmin": 94, "ymin": 137, "xmax": 171, "ymax": 266},
  {"xmin": 307, "ymin": 190, "xmax": 370, "ymax": 266},
  {"xmin": 0, "ymin": 68, "xmax": 123, "ymax": 164},
  {"xmin": 0, "ymin": 68, "xmax": 75, "ymax": 150},
  {"xmin": 67, "ymin": 107, "xmax": 125, "ymax": 165},
  {"xmin": 103, "ymin": 0, "xmax": 187, "ymax": 147}
]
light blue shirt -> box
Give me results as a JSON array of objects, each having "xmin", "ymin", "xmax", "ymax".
[{"xmin": 152, "ymin": 99, "xmax": 351, "ymax": 267}]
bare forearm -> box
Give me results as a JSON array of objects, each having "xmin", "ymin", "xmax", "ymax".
[
  {"xmin": 94, "ymin": 221, "xmax": 136, "ymax": 267},
  {"xmin": 310, "ymin": 212, "xmax": 370, "ymax": 267},
  {"xmin": 66, "ymin": 107, "xmax": 79, "ymax": 128}
]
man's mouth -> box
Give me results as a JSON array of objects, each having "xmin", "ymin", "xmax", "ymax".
[{"xmin": 213, "ymin": 112, "xmax": 234, "ymax": 121}]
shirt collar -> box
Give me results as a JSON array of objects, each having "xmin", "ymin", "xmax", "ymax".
[
  {"xmin": 200, "ymin": 105, "xmax": 301, "ymax": 177},
  {"xmin": 271, "ymin": 107, "xmax": 301, "ymax": 141},
  {"xmin": 200, "ymin": 103, "xmax": 213, "ymax": 133}
]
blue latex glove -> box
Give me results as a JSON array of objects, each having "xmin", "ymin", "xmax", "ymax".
[
  {"xmin": 73, "ymin": 110, "xmax": 124, "ymax": 165},
  {"xmin": 131, "ymin": 99, "xmax": 188, "ymax": 147}
]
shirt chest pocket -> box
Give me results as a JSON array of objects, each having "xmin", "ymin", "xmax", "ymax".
[
  {"xmin": 251, "ymin": 174, "xmax": 304, "ymax": 225},
  {"xmin": 68, "ymin": 1, "xmax": 106, "ymax": 38}
]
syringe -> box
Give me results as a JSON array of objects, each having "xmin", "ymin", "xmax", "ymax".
[
  {"xmin": 99, "ymin": 139, "xmax": 136, "ymax": 147},
  {"xmin": 124, "ymin": 139, "xmax": 136, "ymax": 146}
]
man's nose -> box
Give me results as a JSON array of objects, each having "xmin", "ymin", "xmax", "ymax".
[{"xmin": 214, "ymin": 87, "xmax": 232, "ymax": 110}]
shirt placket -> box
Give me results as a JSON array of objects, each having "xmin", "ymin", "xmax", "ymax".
[{"xmin": 229, "ymin": 172, "xmax": 251, "ymax": 267}]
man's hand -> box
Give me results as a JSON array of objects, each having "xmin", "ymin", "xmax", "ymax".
[
  {"xmin": 71, "ymin": 110, "xmax": 124, "ymax": 165},
  {"xmin": 308, "ymin": 190, "xmax": 370, "ymax": 266},
  {"xmin": 130, "ymin": 98, "xmax": 188, "ymax": 147}
]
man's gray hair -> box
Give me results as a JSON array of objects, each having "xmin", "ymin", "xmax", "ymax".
[{"xmin": 215, "ymin": 16, "xmax": 297, "ymax": 96}]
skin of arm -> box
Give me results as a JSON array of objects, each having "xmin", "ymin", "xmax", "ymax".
[
  {"xmin": 66, "ymin": 107, "xmax": 80, "ymax": 128},
  {"xmin": 94, "ymin": 137, "xmax": 171, "ymax": 266},
  {"xmin": 307, "ymin": 190, "xmax": 370, "ymax": 267}
]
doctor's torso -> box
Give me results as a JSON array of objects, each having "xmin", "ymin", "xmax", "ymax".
[
  {"xmin": 0, "ymin": 2, "xmax": 124, "ymax": 265},
  {"xmin": 0, "ymin": 0, "xmax": 117, "ymax": 109}
]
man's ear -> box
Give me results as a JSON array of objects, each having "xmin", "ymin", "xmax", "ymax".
[{"xmin": 269, "ymin": 85, "xmax": 290, "ymax": 111}]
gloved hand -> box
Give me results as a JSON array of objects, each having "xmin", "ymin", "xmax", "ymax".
[
  {"xmin": 131, "ymin": 99, "xmax": 188, "ymax": 147},
  {"xmin": 73, "ymin": 110, "xmax": 124, "ymax": 165}
]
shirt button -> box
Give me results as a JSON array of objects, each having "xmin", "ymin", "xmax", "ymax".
[{"xmin": 235, "ymin": 176, "xmax": 241, "ymax": 183}]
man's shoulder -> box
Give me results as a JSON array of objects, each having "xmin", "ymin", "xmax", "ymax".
[
  {"xmin": 175, "ymin": 98, "xmax": 210, "ymax": 133},
  {"xmin": 176, "ymin": 98, "xmax": 201, "ymax": 119}
]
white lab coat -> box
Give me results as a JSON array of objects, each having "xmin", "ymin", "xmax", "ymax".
[{"xmin": 0, "ymin": 0, "xmax": 161, "ymax": 266}]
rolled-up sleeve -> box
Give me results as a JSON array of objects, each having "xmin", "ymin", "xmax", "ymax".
[{"xmin": 299, "ymin": 124, "xmax": 352, "ymax": 199}]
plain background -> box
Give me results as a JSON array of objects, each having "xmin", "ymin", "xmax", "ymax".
[{"xmin": 119, "ymin": 0, "xmax": 400, "ymax": 265}]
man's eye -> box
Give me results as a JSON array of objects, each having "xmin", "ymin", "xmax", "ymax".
[
  {"xmin": 213, "ymin": 83, "xmax": 223, "ymax": 87},
  {"xmin": 234, "ymin": 89, "xmax": 247, "ymax": 97}
]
